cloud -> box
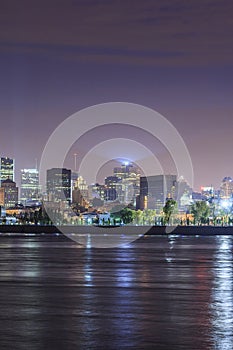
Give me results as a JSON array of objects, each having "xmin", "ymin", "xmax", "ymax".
[{"xmin": 0, "ymin": 0, "xmax": 232, "ymax": 66}]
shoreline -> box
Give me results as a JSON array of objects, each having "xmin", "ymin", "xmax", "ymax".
[{"xmin": 0, "ymin": 224, "xmax": 233, "ymax": 236}]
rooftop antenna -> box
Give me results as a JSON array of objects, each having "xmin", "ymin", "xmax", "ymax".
[{"xmin": 74, "ymin": 153, "xmax": 78, "ymax": 172}]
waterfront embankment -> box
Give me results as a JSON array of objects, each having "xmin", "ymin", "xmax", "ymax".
[{"xmin": 1, "ymin": 224, "xmax": 233, "ymax": 236}]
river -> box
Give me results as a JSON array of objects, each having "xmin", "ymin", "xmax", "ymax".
[{"xmin": 0, "ymin": 233, "xmax": 232, "ymax": 349}]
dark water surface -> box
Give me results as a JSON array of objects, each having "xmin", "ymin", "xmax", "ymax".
[{"xmin": 0, "ymin": 234, "xmax": 233, "ymax": 350}]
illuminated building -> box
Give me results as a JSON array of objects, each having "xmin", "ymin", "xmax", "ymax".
[
  {"xmin": 0, "ymin": 179, "xmax": 18, "ymax": 208},
  {"xmin": 104, "ymin": 176, "xmax": 121, "ymax": 201},
  {"xmin": 46, "ymin": 168, "xmax": 71, "ymax": 203},
  {"xmin": 0, "ymin": 188, "xmax": 4, "ymax": 207},
  {"xmin": 71, "ymin": 171, "xmax": 78, "ymax": 192},
  {"xmin": 87, "ymin": 163, "xmax": 141, "ymax": 206},
  {"xmin": 75, "ymin": 175, "xmax": 89, "ymax": 201},
  {"xmin": 89, "ymin": 183, "xmax": 106, "ymax": 202},
  {"xmin": 113, "ymin": 162, "xmax": 141, "ymax": 205},
  {"xmin": 72, "ymin": 187, "xmax": 89, "ymax": 209},
  {"xmin": 220, "ymin": 177, "xmax": 233, "ymax": 199},
  {"xmin": 139, "ymin": 174, "xmax": 177, "ymax": 210},
  {"xmin": 20, "ymin": 169, "xmax": 40, "ymax": 205},
  {"xmin": 72, "ymin": 175, "xmax": 89, "ymax": 209},
  {"xmin": 201, "ymin": 186, "xmax": 214, "ymax": 199},
  {"xmin": 177, "ymin": 177, "xmax": 193, "ymax": 209},
  {"xmin": 0, "ymin": 157, "xmax": 15, "ymax": 184},
  {"xmin": 113, "ymin": 162, "xmax": 140, "ymax": 179}
]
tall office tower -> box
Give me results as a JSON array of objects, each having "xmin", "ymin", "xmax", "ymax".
[
  {"xmin": 139, "ymin": 174, "xmax": 177, "ymax": 210},
  {"xmin": 113, "ymin": 162, "xmax": 141, "ymax": 180},
  {"xmin": 0, "ymin": 179, "xmax": 18, "ymax": 208},
  {"xmin": 72, "ymin": 175, "xmax": 89, "ymax": 208},
  {"xmin": 46, "ymin": 168, "xmax": 71, "ymax": 203},
  {"xmin": 0, "ymin": 157, "xmax": 15, "ymax": 184},
  {"xmin": 71, "ymin": 171, "xmax": 78, "ymax": 189},
  {"xmin": 75, "ymin": 175, "xmax": 89, "ymax": 201},
  {"xmin": 20, "ymin": 169, "xmax": 40, "ymax": 205},
  {"xmin": 104, "ymin": 176, "xmax": 121, "ymax": 201},
  {"xmin": 88, "ymin": 183, "xmax": 106, "ymax": 202},
  {"xmin": 113, "ymin": 162, "xmax": 141, "ymax": 205},
  {"xmin": 220, "ymin": 177, "xmax": 233, "ymax": 199}
]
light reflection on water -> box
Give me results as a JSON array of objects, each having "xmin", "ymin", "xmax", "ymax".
[
  {"xmin": 0, "ymin": 234, "xmax": 233, "ymax": 349},
  {"xmin": 211, "ymin": 236, "xmax": 233, "ymax": 350},
  {"xmin": 65, "ymin": 232, "xmax": 144, "ymax": 248},
  {"xmin": 165, "ymin": 235, "xmax": 176, "ymax": 262}
]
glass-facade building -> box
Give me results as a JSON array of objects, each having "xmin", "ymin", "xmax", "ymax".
[
  {"xmin": 113, "ymin": 163, "xmax": 141, "ymax": 204},
  {"xmin": 46, "ymin": 168, "xmax": 71, "ymax": 203},
  {"xmin": 20, "ymin": 169, "xmax": 40, "ymax": 205},
  {"xmin": 139, "ymin": 174, "xmax": 177, "ymax": 210},
  {"xmin": 0, "ymin": 157, "xmax": 15, "ymax": 184},
  {"xmin": 0, "ymin": 179, "xmax": 18, "ymax": 208}
]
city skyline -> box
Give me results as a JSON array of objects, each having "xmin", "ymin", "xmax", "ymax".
[
  {"xmin": 1, "ymin": 156, "xmax": 233, "ymax": 202},
  {"xmin": 0, "ymin": 0, "xmax": 232, "ymax": 190}
]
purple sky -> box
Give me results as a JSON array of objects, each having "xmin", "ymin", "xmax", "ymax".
[{"xmin": 0, "ymin": 0, "xmax": 233, "ymax": 190}]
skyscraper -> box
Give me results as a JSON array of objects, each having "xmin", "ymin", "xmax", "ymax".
[
  {"xmin": 104, "ymin": 176, "xmax": 121, "ymax": 201},
  {"xmin": 0, "ymin": 179, "xmax": 18, "ymax": 208},
  {"xmin": 74, "ymin": 175, "xmax": 89, "ymax": 201},
  {"xmin": 139, "ymin": 174, "xmax": 177, "ymax": 210},
  {"xmin": 0, "ymin": 157, "xmax": 15, "ymax": 184},
  {"xmin": 72, "ymin": 175, "xmax": 89, "ymax": 209},
  {"xmin": 113, "ymin": 162, "xmax": 141, "ymax": 205},
  {"xmin": 46, "ymin": 168, "xmax": 71, "ymax": 203},
  {"xmin": 20, "ymin": 169, "xmax": 40, "ymax": 205}
]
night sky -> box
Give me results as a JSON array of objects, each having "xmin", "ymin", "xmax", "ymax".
[{"xmin": 0, "ymin": 0, "xmax": 233, "ymax": 190}]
